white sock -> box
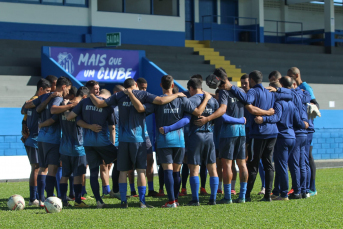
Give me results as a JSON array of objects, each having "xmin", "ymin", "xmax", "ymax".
[
  {"xmin": 218, "ymin": 182, "xmax": 223, "ymax": 191},
  {"xmin": 231, "ymin": 180, "xmax": 236, "ymax": 190}
]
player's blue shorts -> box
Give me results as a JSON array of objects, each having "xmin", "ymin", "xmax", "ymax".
[
  {"xmin": 156, "ymin": 147, "xmax": 185, "ymax": 164},
  {"xmin": 146, "ymin": 136, "xmax": 153, "ymax": 155},
  {"xmin": 60, "ymin": 154, "xmax": 87, "ymax": 177},
  {"xmin": 38, "ymin": 142, "xmax": 60, "ymax": 168},
  {"xmin": 118, "ymin": 142, "xmax": 147, "ymax": 171},
  {"xmin": 219, "ymin": 136, "xmax": 246, "ymax": 160},
  {"xmin": 25, "ymin": 146, "xmax": 38, "ymax": 164},
  {"xmin": 187, "ymin": 132, "xmax": 216, "ymax": 165},
  {"xmin": 84, "ymin": 144, "xmax": 117, "ymax": 169}
]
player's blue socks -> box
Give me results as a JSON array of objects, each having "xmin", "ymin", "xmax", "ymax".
[
  {"xmin": 46, "ymin": 175, "xmax": 56, "ymax": 198},
  {"xmin": 119, "ymin": 183, "xmax": 127, "ymax": 202},
  {"xmin": 90, "ymin": 167, "xmax": 102, "ymax": 202},
  {"xmin": 37, "ymin": 175, "xmax": 46, "ymax": 202},
  {"xmin": 224, "ymin": 184, "xmax": 231, "ymax": 200},
  {"xmin": 239, "ymin": 182, "xmax": 247, "ymax": 199},
  {"xmin": 74, "ymin": 184, "xmax": 82, "ymax": 204},
  {"xmin": 200, "ymin": 165, "xmax": 208, "ymax": 188},
  {"xmin": 173, "ymin": 171, "xmax": 181, "ymax": 200},
  {"xmin": 82, "ymin": 185, "xmax": 87, "ymax": 196},
  {"xmin": 190, "ymin": 176, "xmax": 199, "ymax": 202},
  {"xmin": 55, "ymin": 167, "xmax": 62, "ymax": 197},
  {"xmin": 60, "ymin": 183, "xmax": 68, "ymax": 203},
  {"xmin": 148, "ymin": 181, "xmax": 154, "ymax": 191},
  {"xmin": 29, "ymin": 186, "xmax": 37, "ymax": 202},
  {"xmin": 130, "ymin": 183, "xmax": 136, "ymax": 193},
  {"xmin": 102, "ymin": 185, "xmax": 110, "ymax": 195},
  {"xmin": 69, "ymin": 176, "xmax": 75, "ymax": 197},
  {"xmin": 138, "ymin": 186, "xmax": 146, "ymax": 204},
  {"xmin": 164, "ymin": 170, "xmax": 174, "ymax": 202},
  {"xmin": 210, "ymin": 177, "xmax": 219, "ymax": 201}
]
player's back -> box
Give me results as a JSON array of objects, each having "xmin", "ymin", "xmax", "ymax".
[
  {"xmin": 276, "ymin": 100, "xmax": 296, "ymax": 139},
  {"xmin": 24, "ymin": 96, "xmax": 39, "ymax": 147},
  {"xmin": 291, "ymin": 88, "xmax": 307, "ymax": 135}
]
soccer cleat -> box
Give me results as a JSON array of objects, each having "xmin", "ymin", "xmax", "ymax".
[
  {"xmin": 274, "ymin": 196, "xmax": 289, "ymax": 201},
  {"xmin": 140, "ymin": 202, "xmax": 154, "ymax": 208},
  {"xmin": 161, "ymin": 201, "xmax": 177, "ymax": 208},
  {"xmin": 245, "ymin": 197, "xmax": 252, "ymax": 202},
  {"xmin": 260, "ymin": 197, "xmax": 272, "ymax": 202},
  {"xmin": 218, "ymin": 198, "xmax": 232, "ymax": 204},
  {"xmin": 288, "ymin": 189, "xmax": 294, "ymax": 195},
  {"xmin": 233, "ymin": 198, "xmax": 245, "ymax": 203},
  {"xmin": 309, "ymin": 190, "xmax": 317, "ymax": 196},
  {"xmin": 289, "ymin": 193, "xmax": 302, "ymax": 199},
  {"xmin": 121, "ymin": 201, "xmax": 128, "ymax": 209},
  {"xmin": 231, "ymin": 189, "xmax": 236, "ymax": 195},
  {"xmin": 207, "ymin": 199, "xmax": 216, "ymax": 205},
  {"xmin": 74, "ymin": 201, "xmax": 89, "ymax": 208},
  {"xmin": 109, "ymin": 190, "xmax": 121, "ymax": 200},
  {"xmin": 83, "ymin": 194, "xmax": 94, "ymax": 200},
  {"xmin": 179, "ymin": 188, "xmax": 187, "ymax": 196},
  {"xmin": 187, "ymin": 200, "xmax": 200, "ymax": 206},
  {"xmin": 29, "ymin": 199, "xmax": 40, "ymax": 206},
  {"xmin": 131, "ymin": 191, "xmax": 139, "ymax": 197},
  {"xmin": 270, "ymin": 194, "xmax": 279, "ymax": 200},
  {"xmin": 96, "ymin": 201, "xmax": 106, "ymax": 208},
  {"xmin": 200, "ymin": 187, "xmax": 208, "ymax": 195},
  {"xmin": 159, "ymin": 189, "xmax": 166, "ymax": 196},
  {"xmin": 39, "ymin": 201, "xmax": 45, "ymax": 207},
  {"xmin": 63, "ymin": 201, "xmax": 72, "ymax": 207},
  {"xmin": 258, "ymin": 188, "xmax": 265, "ymax": 195},
  {"xmin": 306, "ymin": 193, "xmax": 310, "ymax": 198},
  {"xmin": 217, "ymin": 189, "xmax": 223, "ymax": 194},
  {"xmin": 148, "ymin": 190, "xmax": 164, "ymax": 197},
  {"xmin": 301, "ymin": 193, "xmax": 308, "ymax": 199}
]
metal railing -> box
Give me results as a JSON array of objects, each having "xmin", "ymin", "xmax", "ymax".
[
  {"xmin": 264, "ymin": 20, "xmax": 303, "ymax": 44},
  {"xmin": 202, "ymin": 15, "xmax": 258, "ymax": 43}
]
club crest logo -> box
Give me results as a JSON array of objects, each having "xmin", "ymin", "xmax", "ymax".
[{"xmin": 57, "ymin": 52, "xmax": 75, "ymax": 74}]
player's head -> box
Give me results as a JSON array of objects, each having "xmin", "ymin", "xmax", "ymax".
[
  {"xmin": 287, "ymin": 67, "xmax": 301, "ymax": 85},
  {"xmin": 269, "ymin": 81, "xmax": 281, "ymax": 89},
  {"xmin": 56, "ymin": 76, "xmax": 72, "ymax": 97},
  {"xmin": 76, "ymin": 86, "xmax": 90, "ymax": 99},
  {"xmin": 45, "ymin": 75, "xmax": 58, "ymax": 92},
  {"xmin": 113, "ymin": 85, "xmax": 124, "ymax": 94},
  {"xmin": 187, "ymin": 78, "xmax": 202, "ymax": 96},
  {"xmin": 66, "ymin": 86, "xmax": 77, "ymax": 100},
  {"xmin": 268, "ymin": 71, "xmax": 281, "ymax": 83},
  {"xmin": 215, "ymin": 89, "xmax": 220, "ymax": 101},
  {"xmin": 240, "ymin": 74, "xmax": 250, "ymax": 92},
  {"xmin": 212, "ymin": 68, "xmax": 230, "ymax": 90},
  {"xmin": 37, "ymin": 78, "xmax": 51, "ymax": 96},
  {"xmin": 160, "ymin": 75, "xmax": 174, "ymax": 90},
  {"xmin": 279, "ymin": 76, "xmax": 293, "ymax": 89},
  {"xmin": 123, "ymin": 78, "xmax": 138, "ymax": 90},
  {"xmin": 190, "ymin": 74, "xmax": 203, "ymax": 82},
  {"xmin": 172, "ymin": 84, "xmax": 179, "ymax": 94},
  {"xmin": 249, "ymin": 70, "xmax": 263, "ymax": 87},
  {"xmin": 99, "ymin": 89, "xmax": 111, "ymax": 99},
  {"xmin": 136, "ymin": 78, "xmax": 148, "ymax": 91},
  {"xmin": 85, "ymin": 80, "xmax": 100, "ymax": 96}
]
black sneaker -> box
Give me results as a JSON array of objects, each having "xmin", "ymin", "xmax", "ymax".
[
  {"xmin": 245, "ymin": 197, "xmax": 252, "ymax": 202},
  {"xmin": 148, "ymin": 190, "xmax": 160, "ymax": 197},
  {"xmin": 260, "ymin": 197, "xmax": 272, "ymax": 202},
  {"xmin": 187, "ymin": 200, "xmax": 200, "ymax": 206},
  {"xmin": 121, "ymin": 201, "xmax": 128, "ymax": 209},
  {"xmin": 289, "ymin": 193, "xmax": 302, "ymax": 199},
  {"xmin": 131, "ymin": 191, "xmax": 138, "ymax": 197},
  {"xmin": 207, "ymin": 199, "xmax": 216, "ymax": 205},
  {"xmin": 301, "ymin": 193, "xmax": 308, "ymax": 199},
  {"xmin": 63, "ymin": 201, "xmax": 72, "ymax": 207}
]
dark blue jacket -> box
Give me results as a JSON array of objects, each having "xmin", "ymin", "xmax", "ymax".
[
  {"xmin": 291, "ymin": 88, "xmax": 310, "ymax": 137},
  {"xmin": 230, "ymin": 84, "xmax": 292, "ymax": 139}
]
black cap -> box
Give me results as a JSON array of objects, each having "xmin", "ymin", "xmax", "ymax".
[{"xmin": 206, "ymin": 74, "xmax": 221, "ymax": 89}]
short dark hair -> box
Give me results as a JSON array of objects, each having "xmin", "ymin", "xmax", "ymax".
[
  {"xmin": 99, "ymin": 89, "xmax": 111, "ymax": 97},
  {"xmin": 240, "ymin": 74, "xmax": 249, "ymax": 80},
  {"xmin": 136, "ymin": 78, "xmax": 147, "ymax": 84},
  {"xmin": 268, "ymin": 71, "xmax": 281, "ymax": 80},
  {"xmin": 161, "ymin": 75, "xmax": 173, "ymax": 90},
  {"xmin": 269, "ymin": 81, "xmax": 281, "ymax": 89},
  {"xmin": 279, "ymin": 76, "xmax": 293, "ymax": 89},
  {"xmin": 56, "ymin": 76, "xmax": 72, "ymax": 87},
  {"xmin": 37, "ymin": 78, "xmax": 51, "ymax": 91},
  {"xmin": 249, "ymin": 70, "xmax": 263, "ymax": 84},
  {"xmin": 123, "ymin": 78, "xmax": 135, "ymax": 89},
  {"xmin": 213, "ymin": 68, "xmax": 227, "ymax": 81},
  {"xmin": 85, "ymin": 80, "xmax": 99, "ymax": 90},
  {"xmin": 172, "ymin": 85, "xmax": 179, "ymax": 94},
  {"xmin": 76, "ymin": 86, "xmax": 90, "ymax": 97},
  {"xmin": 215, "ymin": 89, "xmax": 220, "ymax": 94},
  {"xmin": 69, "ymin": 86, "xmax": 77, "ymax": 97},
  {"xmin": 190, "ymin": 74, "xmax": 203, "ymax": 82},
  {"xmin": 113, "ymin": 85, "xmax": 124, "ymax": 93},
  {"xmin": 187, "ymin": 78, "xmax": 202, "ymax": 90},
  {"xmin": 45, "ymin": 75, "xmax": 58, "ymax": 84}
]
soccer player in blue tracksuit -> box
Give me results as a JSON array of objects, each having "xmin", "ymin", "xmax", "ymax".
[
  {"xmin": 89, "ymin": 78, "xmax": 186, "ymax": 208},
  {"xmin": 21, "ymin": 78, "xmax": 51, "ymax": 206},
  {"xmin": 288, "ymin": 67, "xmax": 319, "ymax": 196},
  {"xmin": 197, "ymin": 70, "xmax": 292, "ymax": 202},
  {"xmin": 255, "ymin": 79, "xmax": 307, "ymax": 200},
  {"xmin": 140, "ymin": 75, "xmax": 211, "ymax": 207},
  {"xmin": 24, "ymin": 77, "xmax": 73, "ymax": 206},
  {"xmin": 67, "ymin": 89, "xmax": 116, "ymax": 208}
]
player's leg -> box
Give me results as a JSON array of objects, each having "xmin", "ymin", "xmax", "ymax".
[
  {"xmin": 26, "ymin": 146, "xmax": 39, "ymax": 205},
  {"xmin": 59, "ymin": 155, "xmax": 72, "ymax": 207},
  {"xmin": 200, "ymin": 161, "xmax": 208, "ymax": 195},
  {"xmin": 158, "ymin": 165, "xmax": 165, "ymax": 195},
  {"xmin": 206, "ymin": 162, "xmax": 219, "ymax": 205},
  {"xmin": 216, "ymin": 150, "xmax": 223, "ymax": 194},
  {"xmin": 309, "ymin": 145, "xmax": 317, "ymax": 194},
  {"xmin": 188, "ymin": 164, "xmax": 200, "ymax": 205},
  {"xmin": 128, "ymin": 170, "xmax": 137, "ymax": 196},
  {"xmin": 44, "ymin": 143, "xmax": 60, "ymax": 198},
  {"xmin": 172, "ymin": 163, "xmax": 182, "ymax": 206},
  {"xmin": 180, "ymin": 156, "xmax": 189, "ymax": 196},
  {"xmin": 218, "ymin": 137, "xmax": 233, "ymax": 204},
  {"xmin": 110, "ymin": 160, "xmax": 121, "ymax": 199},
  {"xmin": 68, "ymin": 175, "xmax": 75, "ymax": 200},
  {"xmin": 288, "ymin": 137, "xmax": 302, "ymax": 199},
  {"xmin": 260, "ymin": 138, "xmax": 277, "ymax": 201},
  {"xmin": 232, "ymin": 136, "xmax": 248, "ymax": 203},
  {"xmin": 55, "ymin": 162, "xmax": 62, "ymax": 198},
  {"xmin": 147, "ymin": 148, "xmax": 158, "ymax": 196},
  {"xmin": 162, "ymin": 162, "xmax": 175, "ymax": 207},
  {"xmin": 73, "ymin": 155, "xmax": 88, "ymax": 207},
  {"xmin": 100, "ymin": 162, "xmax": 110, "ymax": 197},
  {"xmin": 231, "ymin": 160, "xmax": 237, "ymax": 195},
  {"xmin": 299, "ymin": 136, "xmax": 308, "ymax": 198},
  {"xmin": 258, "ymin": 160, "xmax": 266, "ymax": 195}
]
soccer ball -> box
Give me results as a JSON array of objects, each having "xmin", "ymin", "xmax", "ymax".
[
  {"xmin": 7, "ymin": 194, "xmax": 25, "ymax": 210},
  {"xmin": 44, "ymin": 197, "xmax": 63, "ymax": 213}
]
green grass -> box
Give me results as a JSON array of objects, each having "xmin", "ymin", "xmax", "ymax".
[{"xmin": 0, "ymin": 168, "xmax": 342, "ymax": 228}]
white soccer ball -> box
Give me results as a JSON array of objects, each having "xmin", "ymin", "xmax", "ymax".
[
  {"xmin": 44, "ymin": 197, "xmax": 63, "ymax": 213},
  {"xmin": 7, "ymin": 194, "xmax": 25, "ymax": 210}
]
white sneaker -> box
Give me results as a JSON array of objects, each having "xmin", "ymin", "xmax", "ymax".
[
  {"xmin": 29, "ymin": 199, "xmax": 40, "ymax": 206},
  {"xmin": 161, "ymin": 202, "xmax": 177, "ymax": 208},
  {"xmin": 306, "ymin": 193, "xmax": 311, "ymax": 198},
  {"xmin": 96, "ymin": 201, "xmax": 106, "ymax": 209},
  {"xmin": 109, "ymin": 190, "xmax": 121, "ymax": 200},
  {"xmin": 39, "ymin": 200, "xmax": 45, "ymax": 207}
]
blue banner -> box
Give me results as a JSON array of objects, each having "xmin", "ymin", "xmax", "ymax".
[{"xmin": 49, "ymin": 47, "xmax": 140, "ymax": 83}]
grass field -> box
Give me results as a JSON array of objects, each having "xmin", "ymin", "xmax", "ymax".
[{"xmin": 0, "ymin": 168, "xmax": 342, "ymax": 228}]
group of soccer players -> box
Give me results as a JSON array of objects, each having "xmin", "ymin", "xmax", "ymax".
[{"xmin": 20, "ymin": 66, "xmax": 318, "ymax": 208}]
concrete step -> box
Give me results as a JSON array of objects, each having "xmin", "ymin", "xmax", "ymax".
[{"xmin": 0, "ymin": 66, "xmax": 40, "ymax": 76}]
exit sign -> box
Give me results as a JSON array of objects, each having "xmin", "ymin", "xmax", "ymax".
[{"xmin": 106, "ymin": 32, "xmax": 121, "ymax": 47}]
